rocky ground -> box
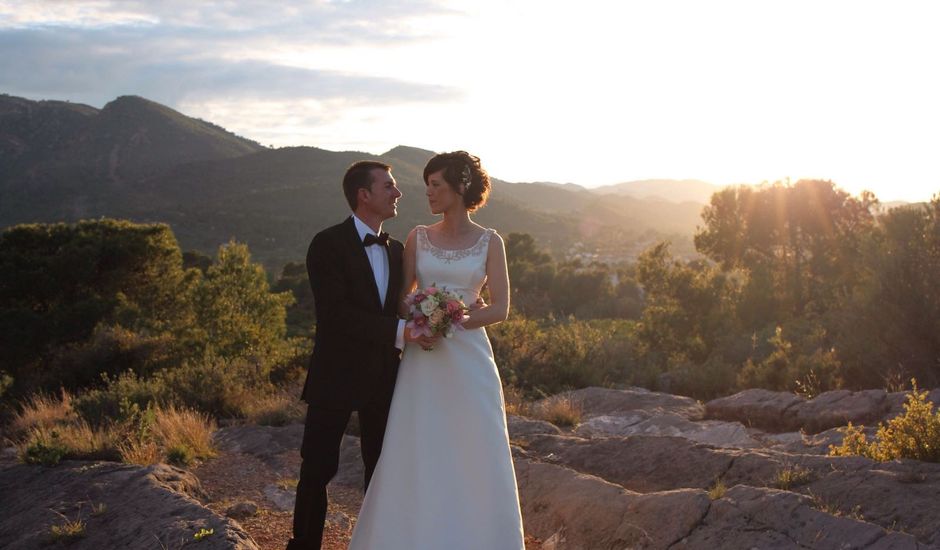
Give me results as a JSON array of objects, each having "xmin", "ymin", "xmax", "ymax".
[{"xmin": 2, "ymin": 386, "xmax": 939, "ymax": 549}]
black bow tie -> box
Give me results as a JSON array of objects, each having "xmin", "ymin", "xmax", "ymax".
[{"xmin": 363, "ymin": 232, "xmax": 390, "ymax": 247}]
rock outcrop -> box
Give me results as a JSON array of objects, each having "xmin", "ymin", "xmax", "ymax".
[
  {"xmin": 7, "ymin": 383, "xmax": 937, "ymax": 549},
  {"xmin": 0, "ymin": 461, "xmax": 258, "ymax": 549},
  {"xmin": 517, "ymin": 432, "xmax": 940, "ymax": 547},
  {"xmin": 705, "ymin": 387, "xmax": 940, "ymax": 434}
]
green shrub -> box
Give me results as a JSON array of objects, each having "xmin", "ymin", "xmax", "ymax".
[
  {"xmin": 73, "ymin": 372, "xmax": 166, "ymax": 426},
  {"xmin": 166, "ymin": 444, "xmax": 195, "ymax": 466},
  {"xmin": 490, "ymin": 317, "xmax": 639, "ymax": 398},
  {"xmin": 829, "ymin": 381, "xmax": 940, "ymax": 462},
  {"xmin": 20, "ymin": 430, "xmax": 69, "ymax": 466},
  {"xmin": 157, "ymin": 357, "xmax": 270, "ymax": 418}
]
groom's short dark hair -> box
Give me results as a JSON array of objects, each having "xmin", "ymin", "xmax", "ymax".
[{"xmin": 343, "ymin": 160, "xmax": 392, "ymax": 210}]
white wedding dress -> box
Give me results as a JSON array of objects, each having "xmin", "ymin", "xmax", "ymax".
[{"xmin": 348, "ymin": 225, "xmax": 525, "ymax": 550}]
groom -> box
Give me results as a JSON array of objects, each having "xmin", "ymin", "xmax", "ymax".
[{"xmin": 287, "ymin": 160, "xmax": 433, "ymax": 550}]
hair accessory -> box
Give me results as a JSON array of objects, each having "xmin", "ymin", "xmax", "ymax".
[{"xmin": 461, "ymin": 163, "xmax": 472, "ymax": 186}]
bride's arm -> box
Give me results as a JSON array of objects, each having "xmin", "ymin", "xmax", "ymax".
[
  {"xmin": 398, "ymin": 228, "xmax": 439, "ymax": 348},
  {"xmin": 461, "ymin": 232, "xmax": 510, "ymax": 330},
  {"xmin": 398, "ymin": 228, "xmax": 419, "ymax": 318}
]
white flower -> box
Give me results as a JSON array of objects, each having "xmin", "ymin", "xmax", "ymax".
[{"xmin": 420, "ymin": 297, "xmax": 437, "ymax": 316}]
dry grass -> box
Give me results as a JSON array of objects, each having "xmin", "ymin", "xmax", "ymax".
[
  {"xmin": 503, "ymin": 386, "xmax": 531, "ymax": 417},
  {"xmin": 152, "ymin": 405, "xmax": 217, "ymax": 461},
  {"xmin": 50, "ymin": 518, "xmax": 86, "ymax": 542},
  {"xmin": 10, "ymin": 391, "xmax": 76, "ymax": 438},
  {"xmin": 54, "ymin": 420, "xmax": 118, "ymax": 457},
  {"xmin": 773, "ymin": 464, "xmax": 813, "ymax": 490},
  {"xmin": 118, "ymin": 438, "xmax": 162, "ymax": 465},
  {"xmin": 708, "ymin": 479, "xmax": 727, "ymax": 500},
  {"xmin": 531, "ymin": 395, "xmax": 582, "ymax": 427},
  {"xmin": 12, "ymin": 393, "xmax": 217, "ymax": 466},
  {"xmin": 242, "ymin": 392, "xmax": 305, "ymax": 427},
  {"xmin": 49, "ymin": 510, "xmax": 86, "ymax": 542},
  {"xmin": 276, "ymin": 477, "xmax": 299, "ymax": 491}
]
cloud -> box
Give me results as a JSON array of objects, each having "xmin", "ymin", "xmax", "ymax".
[
  {"xmin": 0, "ymin": 0, "xmax": 457, "ymax": 45},
  {"xmin": 0, "ymin": 0, "xmax": 462, "ymax": 108},
  {"xmin": 0, "ymin": 22, "xmax": 460, "ymax": 109}
]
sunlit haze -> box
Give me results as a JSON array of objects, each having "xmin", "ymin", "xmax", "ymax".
[{"xmin": 2, "ymin": 0, "xmax": 938, "ymax": 202}]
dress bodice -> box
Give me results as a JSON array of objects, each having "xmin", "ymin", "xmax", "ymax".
[{"xmin": 415, "ymin": 225, "xmax": 494, "ymax": 304}]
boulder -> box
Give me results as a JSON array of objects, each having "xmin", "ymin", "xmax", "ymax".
[
  {"xmin": 794, "ymin": 389, "xmax": 890, "ymax": 433},
  {"xmin": 0, "ymin": 461, "xmax": 257, "ymax": 549},
  {"xmin": 507, "ymin": 414, "xmax": 563, "ymax": 439},
  {"xmin": 524, "ymin": 435, "xmax": 735, "ymax": 493},
  {"xmin": 706, "ymin": 387, "xmax": 939, "ymax": 434},
  {"xmin": 575, "ymin": 412, "xmax": 761, "ymax": 449},
  {"xmin": 515, "ymin": 457, "xmax": 710, "ymax": 549},
  {"xmin": 704, "ymin": 388, "xmax": 803, "ymax": 431},
  {"xmin": 549, "ymin": 386, "xmax": 704, "ymax": 420},
  {"xmin": 521, "ymin": 432, "xmax": 940, "ymax": 546},
  {"xmin": 215, "ymin": 424, "xmax": 363, "ymax": 490},
  {"xmin": 213, "ymin": 423, "xmax": 304, "ymax": 458},
  {"xmin": 225, "ymin": 501, "xmax": 259, "ymax": 520}
]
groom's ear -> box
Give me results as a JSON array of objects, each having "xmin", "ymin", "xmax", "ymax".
[{"xmin": 356, "ymin": 186, "xmax": 371, "ymax": 207}]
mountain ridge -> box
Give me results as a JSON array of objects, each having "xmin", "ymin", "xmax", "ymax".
[{"xmin": 1, "ymin": 94, "xmax": 705, "ymax": 267}]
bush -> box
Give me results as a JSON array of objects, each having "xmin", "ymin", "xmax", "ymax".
[
  {"xmin": 157, "ymin": 357, "xmax": 270, "ymax": 418},
  {"xmin": 243, "ymin": 392, "xmax": 305, "ymax": 427},
  {"xmin": 41, "ymin": 325, "xmax": 177, "ymax": 391},
  {"xmin": 14, "ymin": 391, "xmax": 216, "ymax": 467},
  {"xmin": 166, "ymin": 444, "xmax": 195, "ymax": 466},
  {"xmin": 10, "ymin": 391, "xmax": 77, "ymax": 439},
  {"xmin": 531, "ymin": 396, "xmax": 582, "ymax": 427},
  {"xmin": 829, "ymin": 382, "xmax": 940, "ymax": 462},
  {"xmin": 490, "ymin": 317, "xmax": 639, "ymax": 398},
  {"xmin": 151, "ymin": 404, "xmax": 216, "ymax": 461},
  {"xmin": 0, "ymin": 220, "xmax": 196, "ymax": 396},
  {"xmin": 20, "ymin": 429, "xmax": 69, "ymax": 465},
  {"xmin": 73, "ymin": 372, "xmax": 166, "ymax": 426}
]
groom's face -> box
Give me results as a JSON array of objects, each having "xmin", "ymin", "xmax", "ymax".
[{"xmin": 361, "ymin": 168, "xmax": 402, "ymax": 220}]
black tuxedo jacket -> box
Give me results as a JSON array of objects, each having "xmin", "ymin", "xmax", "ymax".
[{"xmin": 301, "ymin": 216, "xmax": 404, "ymax": 409}]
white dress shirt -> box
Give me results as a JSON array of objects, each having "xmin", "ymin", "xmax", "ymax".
[{"xmin": 352, "ymin": 215, "xmax": 405, "ymax": 350}]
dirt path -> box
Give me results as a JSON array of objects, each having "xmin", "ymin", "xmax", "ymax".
[{"xmin": 193, "ymin": 449, "xmax": 541, "ymax": 550}]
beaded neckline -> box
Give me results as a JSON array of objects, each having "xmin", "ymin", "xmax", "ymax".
[{"xmin": 418, "ymin": 225, "xmax": 492, "ymax": 263}]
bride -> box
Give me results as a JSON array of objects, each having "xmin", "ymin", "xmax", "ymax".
[{"xmin": 348, "ymin": 151, "xmax": 525, "ymax": 549}]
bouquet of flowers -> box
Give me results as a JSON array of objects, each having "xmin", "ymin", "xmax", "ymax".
[{"xmin": 404, "ymin": 284, "xmax": 470, "ymax": 340}]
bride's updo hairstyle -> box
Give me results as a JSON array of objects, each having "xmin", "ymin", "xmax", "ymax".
[{"xmin": 423, "ymin": 151, "xmax": 491, "ymax": 212}]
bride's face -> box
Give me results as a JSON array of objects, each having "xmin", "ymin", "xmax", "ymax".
[{"xmin": 425, "ymin": 168, "xmax": 464, "ymax": 215}]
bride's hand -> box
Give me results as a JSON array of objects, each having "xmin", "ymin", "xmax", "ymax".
[{"xmin": 405, "ymin": 327, "xmax": 440, "ymax": 350}]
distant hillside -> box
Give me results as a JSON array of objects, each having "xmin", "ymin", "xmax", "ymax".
[
  {"xmin": 593, "ymin": 179, "xmax": 721, "ymax": 204},
  {"xmin": 0, "ymin": 94, "xmax": 704, "ymax": 268},
  {"xmin": 0, "ymin": 94, "xmax": 264, "ymax": 218}
]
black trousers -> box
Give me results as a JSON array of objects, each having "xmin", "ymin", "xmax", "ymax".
[{"xmin": 286, "ymin": 388, "xmax": 394, "ymax": 550}]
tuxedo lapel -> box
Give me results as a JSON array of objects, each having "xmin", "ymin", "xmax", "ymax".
[{"xmin": 342, "ymin": 216, "xmax": 383, "ymax": 312}]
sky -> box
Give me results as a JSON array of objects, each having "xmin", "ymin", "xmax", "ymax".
[{"xmin": 1, "ymin": 0, "xmax": 938, "ymax": 203}]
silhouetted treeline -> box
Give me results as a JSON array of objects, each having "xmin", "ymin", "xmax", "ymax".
[
  {"xmin": 2, "ymin": 182, "xmax": 938, "ymax": 410},
  {"xmin": 490, "ymin": 181, "xmax": 940, "ymax": 400},
  {"xmin": 0, "ymin": 220, "xmax": 305, "ymax": 421}
]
